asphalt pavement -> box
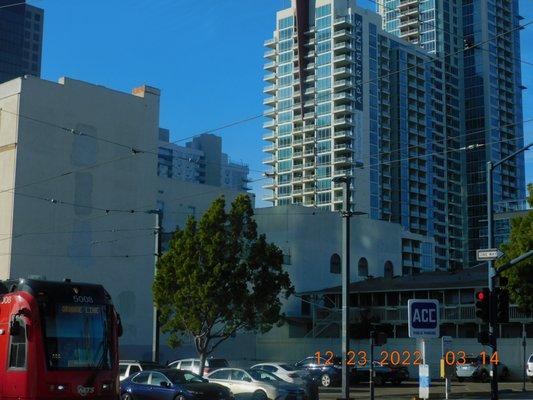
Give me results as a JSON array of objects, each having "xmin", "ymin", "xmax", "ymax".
[{"xmin": 318, "ymin": 380, "xmax": 533, "ymax": 399}]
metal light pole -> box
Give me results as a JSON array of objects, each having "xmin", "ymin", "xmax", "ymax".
[
  {"xmin": 486, "ymin": 142, "xmax": 532, "ymax": 400},
  {"xmin": 147, "ymin": 209, "xmax": 162, "ymax": 363},
  {"xmin": 333, "ymin": 175, "xmax": 352, "ymax": 400}
]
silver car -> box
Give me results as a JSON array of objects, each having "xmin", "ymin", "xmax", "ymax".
[{"xmin": 207, "ymin": 368, "xmax": 306, "ymax": 400}]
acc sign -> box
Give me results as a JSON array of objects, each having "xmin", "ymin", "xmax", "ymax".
[{"xmin": 408, "ymin": 299, "xmax": 439, "ymax": 338}]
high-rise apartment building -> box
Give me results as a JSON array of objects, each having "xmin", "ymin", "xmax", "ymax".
[
  {"xmin": 378, "ymin": 0, "xmax": 525, "ymax": 265},
  {"xmin": 0, "ymin": 0, "xmax": 43, "ymax": 83},
  {"xmin": 158, "ymin": 130, "xmax": 250, "ymax": 191},
  {"xmin": 263, "ymin": 0, "xmax": 465, "ymax": 272}
]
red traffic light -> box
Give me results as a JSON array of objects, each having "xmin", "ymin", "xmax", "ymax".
[{"xmin": 477, "ymin": 291, "xmax": 485, "ymax": 301}]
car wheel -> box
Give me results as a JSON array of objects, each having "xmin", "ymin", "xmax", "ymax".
[
  {"xmin": 320, "ymin": 373, "xmax": 332, "ymax": 387},
  {"xmin": 121, "ymin": 394, "xmax": 134, "ymax": 400},
  {"xmin": 479, "ymin": 370, "xmax": 489, "ymax": 383},
  {"xmin": 252, "ymin": 390, "xmax": 268, "ymax": 400},
  {"xmin": 457, "ymin": 377, "xmax": 464, "ymax": 383}
]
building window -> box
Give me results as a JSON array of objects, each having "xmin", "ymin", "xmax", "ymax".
[
  {"xmin": 330, "ymin": 254, "xmax": 341, "ymax": 274},
  {"xmin": 358, "ymin": 257, "xmax": 368, "ymax": 277},
  {"xmin": 384, "ymin": 261, "xmax": 394, "ymax": 279}
]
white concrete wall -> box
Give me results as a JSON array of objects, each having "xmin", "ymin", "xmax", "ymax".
[
  {"xmin": 255, "ymin": 205, "xmax": 410, "ymax": 315},
  {"xmin": 0, "ymin": 76, "xmax": 160, "ymax": 349}
]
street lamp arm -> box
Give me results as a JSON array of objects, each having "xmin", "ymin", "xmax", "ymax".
[
  {"xmin": 496, "ymin": 249, "xmax": 533, "ymax": 275},
  {"xmin": 490, "ymin": 142, "xmax": 532, "ymax": 170}
]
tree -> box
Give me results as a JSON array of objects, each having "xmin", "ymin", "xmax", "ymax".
[
  {"xmin": 153, "ymin": 194, "xmax": 294, "ymax": 375},
  {"xmin": 497, "ymin": 183, "xmax": 533, "ymax": 313}
]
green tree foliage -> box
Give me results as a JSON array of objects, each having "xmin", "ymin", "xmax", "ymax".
[
  {"xmin": 153, "ymin": 194, "xmax": 294, "ymax": 374},
  {"xmin": 497, "ymin": 183, "xmax": 533, "ymax": 313}
]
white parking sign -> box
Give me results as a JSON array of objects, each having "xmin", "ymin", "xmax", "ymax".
[{"xmin": 408, "ymin": 299, "xmax": 440, "ymax": 338}]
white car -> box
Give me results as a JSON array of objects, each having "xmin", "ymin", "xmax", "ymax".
[
  {"xmin": 207, "ymin": 368, "xmax": 306, "ymax": 400},
  {"xmin": 527, "ymin": 353, "xmax": 533, "ymax": 381},
  {"xmin": 250, "ymin": 362, "xmax": 304, "ymax": 384},
  {"xmin": 167, "ymin": 357, "xmax": 229, "ymax": 375}
]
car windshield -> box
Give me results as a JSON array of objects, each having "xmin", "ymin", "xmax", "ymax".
[
  {"xmin": 248, "ymin": 369, "xmax": 282, "ymax": 381},
  {"xmin": 165, "ymin": 370, "xmax": 205, "ymax": 384}
]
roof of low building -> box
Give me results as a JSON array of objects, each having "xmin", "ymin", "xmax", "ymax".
[{"xmin": 301, "ymin": 265, "xmax": 487, "ymax": 295}]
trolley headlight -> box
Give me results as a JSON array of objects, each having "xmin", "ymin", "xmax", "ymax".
[{"xmin": 49, "ymin": 383, "xmax": 68, "ymax": 392}]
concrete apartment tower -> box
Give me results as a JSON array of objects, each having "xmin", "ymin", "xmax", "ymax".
[
  {"xmin": 378, "ymin": 0, "xmax": 526, "ymax": 265},
  {"xmin": 0, "ymin": 0, "xmax": 44, "ymax": 82},
  {"xmin": 263, "ymin": 0, "xmax": 465, "ymax": 272}
]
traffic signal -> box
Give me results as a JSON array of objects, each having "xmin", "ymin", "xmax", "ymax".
[
  {"xmin": 475, "ymin": 288, "xmax": 490, "ymax": 323},
  {"xmin": 371, "ymin": 331, "xmax": 387, "ymax": 346},
  {"xmin": 494, "ymin": 287, "xmax": 510, "ymax": 323},
  {"xmin": 477, "ymin": 330, "xmax": 491, "ymax": 346}
]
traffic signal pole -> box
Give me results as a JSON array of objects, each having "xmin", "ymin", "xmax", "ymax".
[
  {"xmin": 486, "ymin": 162, "xmax": 498, "ymax": 400},
  {"xmin": 485, "ymin": 143, "xmax": 532, "ymax": 400}
]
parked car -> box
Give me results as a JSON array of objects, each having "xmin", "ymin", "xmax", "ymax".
[
  {"xmin": 353, "ymin": 361, "xmax": 408, "ymax": 386},
  {"xmin": 526, "ymin": 354, "xmax": 533, "ymax": 382},
  {"xmin": 250, "ymin": 363, "xmax": 318, "ymax": 400},
  {"xmin": 120, "ymin": 368, "xmax": 234, "ymax": 400},
  {"xmin": 293, "ymin": 356, "xmax": 356, "ymax": 387},
  {"xmin": 207, "ymin": 367, "xmax": 307, "ymax": 400},
  {"xmin": 119, "ymin": 360, "xmax": 165, "ymax": 381},
  {"xmin": 168, "ymin": 357, "xmax": 229, "ymax": 375},
  {"xmin": 456, "ymin": 355, "xmax": 509, "ymax": 382},
  {"xmin": 250, "ymin": 362, "xmax": 304, "ymax": 384}
]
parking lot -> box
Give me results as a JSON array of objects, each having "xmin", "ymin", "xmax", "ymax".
[{"xmin": 319, "ymin": 381, "xmax": 533, "ymax": 399}]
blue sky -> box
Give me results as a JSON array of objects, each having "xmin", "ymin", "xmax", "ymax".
[{"xmin": 32, "ymin": 0, "xmax": 533, "ymax": 206}]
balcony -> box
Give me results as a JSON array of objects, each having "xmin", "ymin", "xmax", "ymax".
[
  {"xmin": 334, "ymin": 67, "xmax": 353, "ymax": 78},
  {"xmin": 333, "ymin": 55, "xmax": 353, "ymax": 66},
  {"xmin": 264, "ymin": 49, "xmax": 276, "ymax": 60},
  {"xmin": 334, "ymin": 130, "xmax": 351, "ymax": 138},
  {"xmin": 264, "ymin": 38, "xmax": 276, "ymax": 48},
  {"xmin": 398, "ymin": 0, "xmax": 419, "ymax": 9},
  {"xmin": 334, "ymin": 105, "xmax": 353, "ymax": 114},
  {"xmin": 334, "ymin": 41, "xmax": 353, "ymax": 54},
  {"xmin": 333, "ymin": 29, "xmax": 351, "ymax": 40},
  {"xmin": 264, "ymin": 109, "xmax": 276, "ymax": 119},
  {"xmin": 264, "ymin": 144, "xmax": 276, "ymax": 153},
  {"xmin": 334, "ymin": 117, "xmax": 354, "ymax": 128},
  {"xmin": 263, "ymin": 84, "xmax": 277, "ymax": 95},
  {"xmin": 264, "ymin": 61, "xmax": 276, "ymax": 71},
  {"xmin": 334, "ymin": 79, "xmax": 352, "ymax": 91},
  {"xmin": 262, "ymin": 156, "xmax": 276, "ymax": 165},
  {"xmin": 263, "ymin": 120, "xmax": 276, "ymax": 130},
  {"xmin": 263, "ymin": 96, "xmax": 276, "ymax": 106},
  {"xmin": 334, "ymin": 16, "xmax": 353, "ymax": 28},
  {"xmin": 333, "ymin": 156, "xmax": 353, "ymax": 165},
  {"xmin": 264, "ymin": 73, "xmax": 276, "ymax": 83},
  {"xmin": 262, "ymin": 132, "xmax": 276, "ymax": 141}
]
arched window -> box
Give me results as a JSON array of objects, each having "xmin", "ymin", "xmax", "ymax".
[
  {"xmin": 330, "ymin": 254, "xmax": 341, "ymax": 274},
  {"xmin": 384, "ymin": 261, "xmax": 394, "ymax": 279},
  {"xmin": 358, "ymin": 257, "xmax": 368, "ymax": 277}
]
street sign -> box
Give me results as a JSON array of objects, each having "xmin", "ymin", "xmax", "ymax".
[
  {"xmin": 408, "ymin": 299, "xmax": 440, "ymax": 338},
  {"xmin": 441, "ymin": 336, "xmax": 454, "ymax": 379},
  {"xmin": 419, "ymin": 364, "xmax": 430, "ymax": 399},
  {"xmin": 476, "ymin": 248, "xmax": 504, "ymax": 261}
]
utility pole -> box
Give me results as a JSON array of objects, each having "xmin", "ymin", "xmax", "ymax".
[
  {"xmin": 147, "ymin": 209, "xmax": 162, "ymax": 364},
  {"xmin": 486, "ymin": 141, "xmax": 531, "ymax": 400},
  {"xmin": 333, "ymin": 176, "xmax": 352, "ymax": 400}
]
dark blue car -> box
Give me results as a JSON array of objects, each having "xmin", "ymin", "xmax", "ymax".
[{"xmin": 120, "ymin": 368, "xmax": 234, "ymax": 400}]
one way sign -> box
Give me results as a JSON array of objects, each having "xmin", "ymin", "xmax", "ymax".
[{"xmin": 408, "ymin": 299, "xmax": 440, "ymax": 338}]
